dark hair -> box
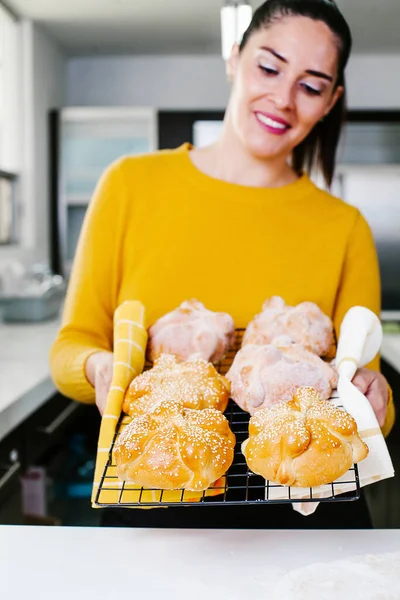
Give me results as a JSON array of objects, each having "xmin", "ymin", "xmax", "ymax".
[{"xmin": 239, "ymin": 0, "xmax": 352, "ymax": 187}]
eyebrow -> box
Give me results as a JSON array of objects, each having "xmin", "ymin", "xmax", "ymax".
[{"xmin": 260, "ymin": 46, "xmax": 334, "ymax": 82}]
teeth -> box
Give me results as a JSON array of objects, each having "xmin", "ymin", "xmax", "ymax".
[{"xmin": 257, "ymin": 113, "xmax": 288, "ymax": 130}]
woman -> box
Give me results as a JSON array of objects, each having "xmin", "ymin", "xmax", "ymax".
[{"xmin": 50, "ymin": 0, "xmax": 394, "ymax": 528}]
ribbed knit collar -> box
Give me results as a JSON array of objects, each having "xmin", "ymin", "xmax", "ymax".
[{"xmin": 173, "ymin": 142, "xmax": 317, "ymax": 203}]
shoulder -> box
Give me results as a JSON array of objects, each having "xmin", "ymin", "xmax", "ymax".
[
  {"xmin": 310, "ymin": 182, "xmax": 377, "ymax": 255},
  {"xmin": 90, "ymin": 147, "xmax": 185, "ymax": 209},
  {"xmin": 304, "ymin": 177, "xmax": 364, "ymax": 228},
  {"xmin": 307, "ymin": 178, "xmax": 355, "ymax": 212},
  {"xmin": 112, "ymin": 144, "xmax": 188, "ymax": 181}
]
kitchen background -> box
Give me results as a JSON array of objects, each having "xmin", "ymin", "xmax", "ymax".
[{"xmin": 0, "ymin": 0, "xmax": 399, "ymax": 527}]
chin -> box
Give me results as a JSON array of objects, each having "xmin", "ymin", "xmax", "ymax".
[
  {"xmin": 246, "ymin": 125, "xmax": 312, "ymax": 160},
  {"xmin": 244, "ymin": 138, "xmax": 288, "ymax": 160}
]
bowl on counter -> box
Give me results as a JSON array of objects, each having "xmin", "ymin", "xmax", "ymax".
[{"xmin": 0, "ymin": 280, "xmax": 65, "ymax": 323}]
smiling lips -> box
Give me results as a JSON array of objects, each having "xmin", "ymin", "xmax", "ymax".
[{"xmin": 255, "ymin": 111, "xmax": 292, "ymax": 135}]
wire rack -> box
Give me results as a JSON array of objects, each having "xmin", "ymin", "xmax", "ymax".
[{"xmin": 94, "ymin": 329, "xmax": 361, "ymax": 508}]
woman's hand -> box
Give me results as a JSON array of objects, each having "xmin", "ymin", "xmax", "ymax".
[
  {"xmin": 351, "ymin": 367, "xmax": 389, "ymax": 427},
  {"xmin": 85, "ymin": 351, "xmax": 114, "ymax": 415}
]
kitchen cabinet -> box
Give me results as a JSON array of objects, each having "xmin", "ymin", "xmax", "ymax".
[
  {"xmin": 0, "ymin": 393, "xmax": 101, "ymax": 526},
  {"xmin": 365, "ymin": 358, "xmax": 400, "ymax": 528}
]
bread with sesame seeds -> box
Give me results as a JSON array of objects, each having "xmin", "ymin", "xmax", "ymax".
[
  {"xmin": 147, "ymin": 299, "xmax": 235, "ymax": 363},
  {"xmin": 114, "ymin": 401, "xmax": 236, "ymax": 491},
  {"xmin": 242, "ymin": 387, "xmax": 368, "ymax": 488},
  {"xmin": 123, "ymin": 353, "xmax": 230, "ymax": 417}
]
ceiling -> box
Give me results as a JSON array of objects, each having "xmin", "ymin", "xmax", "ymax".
[{"xmin": 4, "ymin": 0, "xmax": 400, "ymax": 56}]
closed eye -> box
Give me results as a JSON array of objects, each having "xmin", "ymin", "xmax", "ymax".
[
  {"xmin": 301, "ymin": 83, "xmax": 322, "ymax": 97},
  {"xmin": 259, "ymin": 65, "xmax": 279, "ymax": 76}
]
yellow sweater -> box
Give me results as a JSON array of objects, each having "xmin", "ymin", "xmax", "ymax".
[{"xmin": 50, "ymin": 143, "xmax": 394, "ymax": 436}]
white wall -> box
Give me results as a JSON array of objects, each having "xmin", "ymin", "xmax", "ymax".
[
  {"xmin": 346, "ymin": 55, "xmax": 400, "ymax": 109},
  {"xmin": 66, "ymin": 53, "xmax": 400, "ymax": 110},
  {"xmin": 20, "ymin": 21, "xmax": 66, "ymax": 263},
  {"xmin": 66, "ymin": 55, "xmax": 230, "ymax": 109}
]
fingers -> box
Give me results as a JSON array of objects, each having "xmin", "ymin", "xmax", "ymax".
[
  {"xmin": 376, "ymin": 410, "xmax": 386, "ymax": 428},
  {"xmin": 86, "ymin": 351, "xmax": 113, "ymax": 386},
  {"xmin": 364, "ymin": 379, "xmax": 387, "ymax": 427},
  {"xmin": 95, "ymin": 378, "xmax": 109, "ymax": 416},
  {"xmin": 94, "ymin": 354, "xmax": 114, "ymax": 416},
  {"xmin": 351, "ymin": 368, "xmax": 374, "ymax": 394},
  {"xmin": 351, "ymin": 376, "xmax": 367, "ymax": 394},
  {"xmin": 351, "ymin": 368, "xmax": 389, "ymax": 428}
]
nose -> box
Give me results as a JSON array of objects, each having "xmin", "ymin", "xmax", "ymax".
[{"xmin": 271, "ymin": 79, "xmax": 295, "ymax": 111}]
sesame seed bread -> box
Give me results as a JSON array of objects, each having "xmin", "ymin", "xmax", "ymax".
[
  {"xmin": 242, "ymin": 387, "xmax": 368, "ymax": 488},
  {"xmin": 122, "ymin": 353, "xmax": 230, "ymax": 417},
  {"xmin": 114, "ymin": 401, "xmax": 235, "ymax": 492}
]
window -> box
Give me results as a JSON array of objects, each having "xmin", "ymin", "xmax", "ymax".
[
  {"xmin": 0, "ymin": 4, "xmax": 20, "ymax": 245},
  {"xmin": 0, "ymin": 169, "xmax": 16, "ymax": 244}
]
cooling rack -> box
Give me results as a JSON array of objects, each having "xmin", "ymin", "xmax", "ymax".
[{"xmin": 93, "ymin": 329, "xmax": 361, "ymax": 508}]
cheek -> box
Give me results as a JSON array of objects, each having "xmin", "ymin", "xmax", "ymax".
[
  {"xmin": 296, "ymin": 97, "xmax": 327, "ymax": 127},
  {"xmin": 235, "ymin": 65, "xmax": 264, "ymax": 105},
  {"xmin": 235, "ymin": 78, "xmax": 256, "ymax": 110},
  {"xmin": 231, "ymin": 77, "xmax": 256, "ymax": 128},
  {"xmin": 246, "ymin": 72, "xmax": 272, "ymax": 105}
]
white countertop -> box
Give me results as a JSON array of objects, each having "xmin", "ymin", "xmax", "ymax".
[
  {"xmin": 0, "ymin": 317, "xmax": 399, "ymax": 443},
  {"xmin": 382, "ymin": 310, "xmax": 400, "ymax": 321},
  {"xmin": 0, "ymin": 526, "xmax": 399, "ymax": 600},
  {"xmin": 382, "ymin": 334, "xmax": 400, "ymax": 374},
  {"xmin": 0, "ymin": 319, "xmax": 59, "ymax": 441}
]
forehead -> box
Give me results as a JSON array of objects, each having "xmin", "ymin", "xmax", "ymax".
[{"xmin": 245, "ymin": 15, "xmax": 340, "ymax": 75}]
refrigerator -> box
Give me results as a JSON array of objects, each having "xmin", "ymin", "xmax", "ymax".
[{"xmin": 49, "ymin": 107, "xmax": 157, "ymax": 277}]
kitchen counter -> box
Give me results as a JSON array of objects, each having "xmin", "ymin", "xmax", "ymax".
[
  {"xmin": 1, "ymin": 526, "xmax": 399, "ymax": 599},
  {"xmin": 382, "ymin": 335, "xmax": 400, "ymax": 375},
  {"xmin": 0, "ymin": 318, "xmax": 400, "ymax": 443},
  {"xmin": 0, "ymin": 319, "xmax": 59, "ymax": 442}
]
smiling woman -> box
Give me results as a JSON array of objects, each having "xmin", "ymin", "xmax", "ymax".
[
  {"xmin": 50, "ymin": 0, "xmax": 394, "ymax": 529},
  {"xmin": 218, "ymin": 0, "xmax": 352, "ymax": 188}
]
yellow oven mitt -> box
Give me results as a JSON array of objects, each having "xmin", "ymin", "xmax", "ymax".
[
  {"xmin": 92, "ymin": 300, "xmax": 147, "ymax": 507},
  {"xmin": 92, "ymin": 300, "xmax": 225, "ymax": 508}
]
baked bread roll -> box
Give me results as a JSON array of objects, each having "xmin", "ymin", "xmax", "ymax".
[
  {"xmin": 226, "ymin": 342, "xmax": 337, "ymax": 414},
  {"xmin": 242, "ymin": 387, "xmax": 368, "ymax": 487},
  {"xmin": 114, "ymin": 401, "xmax": 236, "ymax": 491},
  {"xmin": 123, "ymin": 353, "xmax": 230, "ymax": 417},
  {"xmin": 147, "ymin": 299, "xmax": 235, "ymax": 363},
  {"xmin": 243, "ymin": 296, "xmax": 334, "ymax": 357}
]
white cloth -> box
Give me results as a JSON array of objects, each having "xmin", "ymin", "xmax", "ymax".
[{"xmin": 268, "ymin": 306, "xmax": 395, "ymax": 516}]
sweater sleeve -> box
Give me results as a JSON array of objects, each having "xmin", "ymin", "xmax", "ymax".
[
  {"xmin": 49, "ymin": 160, "xmax": 127, "ymax": 403},
  {"xmin": 333, "ymin": 209, "xmax": 395, "ymax": 437}
]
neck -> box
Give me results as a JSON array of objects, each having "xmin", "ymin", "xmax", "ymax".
[{"xmin": 190, "ymin": 119, "xmax": 299, "ymax": 189}]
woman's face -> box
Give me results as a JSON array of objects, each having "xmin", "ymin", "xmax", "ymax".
[{"xmin": 226, "ymin": 16, "xmax": 343, "ymax": 160}]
